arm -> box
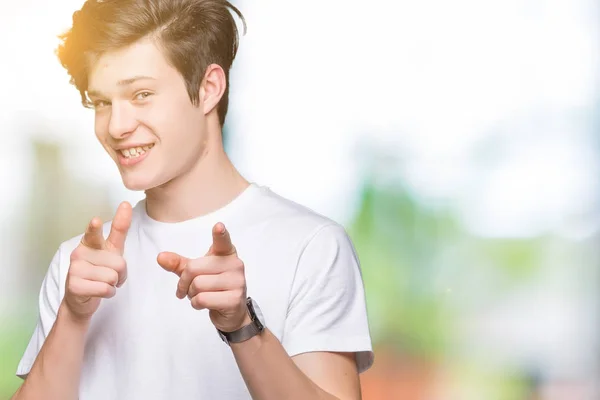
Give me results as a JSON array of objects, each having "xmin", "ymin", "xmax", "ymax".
[
  {"xmin": 13, "ymin": 204, "xmax": 132, "ymax": 400},
  {"xmin": 231, "ymin": 328, "xmax": 361, "ymax": 400},
  {"xmin": 159, "ymin": 222, "xmax": 373, "ymax": 400},
  {"xmin": 12, "ymin": 304, "xmax": 90, "ymax": 400},
  {"xmin": 229, "ymin": 223, "xmax": 369, "ymax": 400}
]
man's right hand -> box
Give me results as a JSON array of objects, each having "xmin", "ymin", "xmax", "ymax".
[{"xmin": 63, "ymin": 201, "xmax": 132, "ymax": 321}]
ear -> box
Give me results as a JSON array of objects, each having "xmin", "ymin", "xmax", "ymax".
[{"xmin": 199, "ymin": 64, "xmax": 226, "ymax": 116}]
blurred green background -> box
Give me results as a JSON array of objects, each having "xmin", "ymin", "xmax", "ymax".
[{"xmin": 1, "ymin": 0, "xmax": 599, "ymax": 399}]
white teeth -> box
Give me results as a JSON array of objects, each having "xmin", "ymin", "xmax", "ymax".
[{"xmin": 119, "ymin": 144, "xmax": 153, "ymax": 158}]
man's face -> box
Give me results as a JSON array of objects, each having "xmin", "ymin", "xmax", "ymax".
[{"xmin": 87, "ymin": 38, "xmax": 207, "ymax": 191}]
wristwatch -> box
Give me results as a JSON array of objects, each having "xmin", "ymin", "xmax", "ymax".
[{"xmin": 217, "ymin": 297, "xmax": 265, "ymax": 345}]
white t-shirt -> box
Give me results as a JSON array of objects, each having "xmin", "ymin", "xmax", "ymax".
[{"xmin": 16, "ymin": 183, "xmax": 373, "ymax": 399}]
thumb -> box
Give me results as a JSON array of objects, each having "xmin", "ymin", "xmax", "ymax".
[
  {"xmin": 157, "ymin": 252, "xmax": 188, "ymax": 277},
  {"xmin": 80, "ymin": 217, "xmax": 105, "ymax": 250}
]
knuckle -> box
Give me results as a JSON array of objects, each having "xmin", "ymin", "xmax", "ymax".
[
  {"xmin": 234, "ymin": 259, "xmax": 245, "ymax": 271},
  {"xmin": 70, "ymin": 246, "xmax": 84, "ymax": 261},
  {"xmin": 67, "ymin": 260, "xmax": 78, "ymax": 274},
  {"xmin": 234, "ymin": 288, "xmax": 245, "ymax": 301},
  {"xmin": 66, "ymin": 278, "xmax": 76, "ymax": 294},
  {"xmin": 68, "ymin": 278, "xmax": 83, "ymax": 296},
  {"xmin": 191, "ymin": 296, "xmax": 204, "ymax": 310},
  {"xmin": 68, "ymin": 260, "xmax": 85, "ymax": 276},
  {"xmin": 231, "ymin": 273, "xmax": 245, "ymax": 289},
  {"xmin": 191, "ymin": 277, "xmax": 201, "ymax": 292},
  {"xmin": 115, "ymin": 257, "xmax": 127, "ymax": 273},
  {"xmin": 109, "ymin": 270, "xmax": 119, "ymax": 286},
  {"xmin": 103, "ymin": 284, "xmax": 116, "ymax": 298}
]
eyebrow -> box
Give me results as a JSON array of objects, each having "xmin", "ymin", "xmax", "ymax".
[{"xmin": 87, "ymin": 75, "xmax": 156, "ymax": 98}]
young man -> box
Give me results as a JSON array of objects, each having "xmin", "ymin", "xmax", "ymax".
[{"xmin": 13, "ymin": 1, "xmax": 373, "ymax": 399}]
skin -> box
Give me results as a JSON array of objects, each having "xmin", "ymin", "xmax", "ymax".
[{"xmin": 12, "ymin": 36, "xmax": 362, "ymax": 400}]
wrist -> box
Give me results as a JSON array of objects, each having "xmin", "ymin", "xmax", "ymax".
[
  {"xmin": 58, "ymin": 302, "xmax": 92, "ymax": 330},
  {"xmin": 217, "ymin": 297, "xmax": 265, "ymax": 345},
  {"xmin": 222, "ymin": 313, "xmax": 252, "ymax": 333}
]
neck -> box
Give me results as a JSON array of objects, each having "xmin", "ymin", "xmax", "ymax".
[{"xmin": 144, "ymin": 128, "xmax": 249, "ymax": 223}]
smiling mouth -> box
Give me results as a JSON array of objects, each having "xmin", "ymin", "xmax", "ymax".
[{"xmin": 119, "ymin": 144, "xmax": 155, "ymax": 158}]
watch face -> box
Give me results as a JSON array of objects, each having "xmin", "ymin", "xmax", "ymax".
[
  {"xmin": 218, "ymin": 330, "xmax": 228, "ymax": 343},
  {"xmin": 248, "ymin": 297, "xmax": 266, "ymax": 326}
]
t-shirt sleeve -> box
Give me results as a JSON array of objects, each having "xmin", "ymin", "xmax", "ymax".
[
  {"xmin": 15, "ymin": 247, "xmax": 63, "ymax": 379},
  {"xmin": 281, "ymin": 223, "xmax": 374, "ymax": 373}
]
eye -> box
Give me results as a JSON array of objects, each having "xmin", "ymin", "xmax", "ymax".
[{"xmin": 134, "ymin": 91, "xmax": 153, "ymax": 101}]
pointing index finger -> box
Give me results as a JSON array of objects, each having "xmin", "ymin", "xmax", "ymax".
[
  {"xmin": 210, "ymin": 222, "xmax": 236, "ymax": 256},
  {"xmin": 106, "ymin": 202, "xmax": 132, "ymax": 254},
  {"xmin": 81, "ymin": 217, "xmax": 105, "ymax": 250}
]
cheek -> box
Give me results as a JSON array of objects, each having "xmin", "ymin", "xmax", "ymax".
[
  {"xmin": 150, "ymin": 102, "xmax": 205, "ymax": 145},
  {"xmin": 94, "ymin": 114, "xmax": 109, "ymax": 142}
]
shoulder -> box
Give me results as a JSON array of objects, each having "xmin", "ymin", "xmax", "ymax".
[
  {"xmin": 247, "ymin": 184, "xmax": 350, "ymax": 245},
  {"xmin": 240, "ymin": 185, "xmax": 359, "ymax": 284}
]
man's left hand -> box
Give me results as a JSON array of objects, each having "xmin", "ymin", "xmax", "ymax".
[{"xmin": 157, "ymin": 223, "xmax": 250, "ymax": 332}]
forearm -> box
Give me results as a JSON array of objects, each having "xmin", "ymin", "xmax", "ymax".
[
  {"xmin": 231, "ymin": 329, "xmax": 338, "ymax": 400},
  {"xmin": 12, "ymin": 302, "xmax": 89, "ymax": 400}
]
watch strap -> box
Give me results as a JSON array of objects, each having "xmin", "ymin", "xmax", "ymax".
[
  {"xmin": 218, "ymin": 297, "xmax": 264, "ymax": 345},
  {"xmin": 220, "ymin": 320, "xmax": 263, "ymax": 344}
]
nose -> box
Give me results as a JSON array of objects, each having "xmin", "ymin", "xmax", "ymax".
[{"xmin": 108, "ymin": 101, "xmax": 138, "ymax": 139}]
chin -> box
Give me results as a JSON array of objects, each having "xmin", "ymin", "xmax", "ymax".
[
  {"xmin": 121, "ymin": 174, "xmax": 160, "ymax": 192},
  {"xmin": 120, "ymin": 169, "xmax": 175, "ymax": 192},
  {"xmin": 122, "ymin": 180, "xmax": 152, "ymax": 192}
]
